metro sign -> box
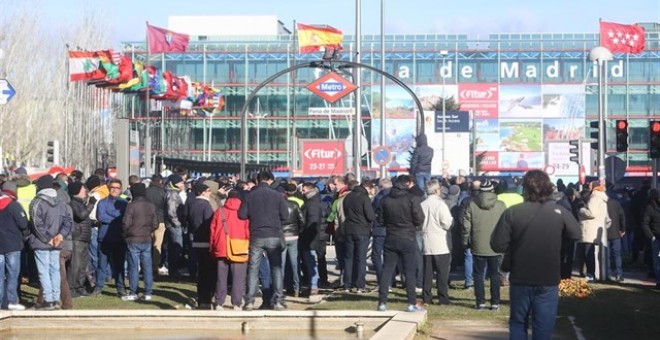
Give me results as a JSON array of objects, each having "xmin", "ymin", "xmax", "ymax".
[{"xmin": 306, "ymin": 71, "xmax": 357, "ymax": 103}]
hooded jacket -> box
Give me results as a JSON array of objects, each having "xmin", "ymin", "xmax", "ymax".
[
  {"xmin": 377, "ymin": 184, "xmax": 425, "ymax": 241},
  {"xmin": 28, "ymin": 188, "xmax": 72, "ymax": 250},
  {"xmin": 342, "ymin": 186, "xmax": 376, "ymax": 236},
  {"xmin": 642, "ymin": 199, "xmax": 660, "ymax": 239},
  {"xmin": 421, "ymin": 194, "xmax": 453, "ymax": 255},
  {"xmin": 210, "ymin": 197, "xmax": 250, "ymax": 258},
  {"xmin": 0, "ymin": 194, "xmax": 29, "ymax": 253},
  {"xmin": 300, "ymin": 190, "xmax": 325, "ymax": 252},
  {"xmin": 145, "ymin": 181, "xmax": 167, "ymax": 223},
  {"xmin": 410, "ymin": 134, "xmax": 434, "ymax": 174},
  {"xmin": 69, "ymin": 196, "xmax": 94, "ymax": 243},
  {"xmin": 122, "ymin": 196, "xmax": 157, "ymax": 244},
  {"xmin": 462, "ymin": 191, "xmax": 506, "ymax": 256},
  {"xmin": 579, "ymin": 189, "xmax": 609, "ymax": 244}
]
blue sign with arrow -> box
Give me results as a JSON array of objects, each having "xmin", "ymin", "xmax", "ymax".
[{"xmin": 0, "ymin": 79, "xmax": 16, "ymax": 105}]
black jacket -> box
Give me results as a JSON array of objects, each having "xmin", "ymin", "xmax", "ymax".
[
  {"xmin": 606, "ymin": 196, "xmax": 626, "ymax": 240},
  {"xmin": 642, "ymin": 199, "xmax": 660, "ymax": 239},
  {"xmin": 69, "ymin": 196, "xmax": 94, "ymax": 243},
  {"xmin": 122, "ymin": 197, "xmax": 157, "ymax": 244},
  {"xmin": 238, "ymin": 182, "xmax": 289, "ymax": 239},
  {"xmin": 342, "ymin": 186, "xmax": 376, "ymax": 236},
  {"xmin": 145, "ymin": 182, "xmax": 167, "ymax": 224},
  {"xmin": 378, "ymin": 184, "xmax": 425, "ymax": 241},
  {"xmin": 300, "ymin": 191, "xmax": 325, "ymax": 252},
  {"xmin": 372, "ymin": 188, "xmax": 391, "ymax": 237},
  {"xmin": 189, "ymin": 196, "xmax": 215, "ymax": 247},
  {"xmin": 0, "ymin": 195, "xmax": 29, "ymax": 253},
  {"xmin": 491, "ymin": 200, "xmax": 581, "ymax": 286},
  {"xmin": 410, "ymin": 134, "xmax": 433, "ymax": 174},
  {"xmin": 282, "ymin": 198, "xmax": 304, "ymax": 238}
]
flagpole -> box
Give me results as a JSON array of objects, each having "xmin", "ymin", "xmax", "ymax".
[
  {"xmin": 145, "ymin": 22, "xmax": 152, "ymax": 177},
  {"xmin": 354, "ymin": 0, "xmax": 363, "ymax": 180}
]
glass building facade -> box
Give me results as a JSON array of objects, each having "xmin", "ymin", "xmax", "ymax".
[{"xmin": 121, "ymin": 22, "xmax": 660, "ymax": 175}]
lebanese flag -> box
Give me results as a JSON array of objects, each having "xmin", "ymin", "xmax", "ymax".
[
  {"xmin": 599, "ymin": 21, "xmax": 646, "ymax": 54},
  {"xmin": 68, "ymin": 50, "xmax": 113, "ymax": 81},
  {"xmin": 147, "ymin": 24, "xmax": 189, "ymax": 54},
  {"xmin": 297, "ymin": 23, "xmax": 343, "ymax": 53}
]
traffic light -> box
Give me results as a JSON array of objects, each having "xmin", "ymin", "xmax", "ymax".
[
  {"xmin": 569, "ymin": 139, "xmax": 581, "ymax": 164},
  {"xmin": 615, "ymin": 120, "xmax": 629, "ymax": 152},
  {"xmin": 650, "ymin": 121, "xmax": 660, "ymax": 159},
  {"xmin": 589, "ymin": 121, "xmax": 600, "ymax": 150},
  {"xmin": 46, "ymin": 140, "xmax": 60, "ymax": 164}
]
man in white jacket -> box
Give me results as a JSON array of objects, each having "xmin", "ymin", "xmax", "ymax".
[{"xmin": 420, "ymin": 179, "xmax": 454, "ymax": 305}]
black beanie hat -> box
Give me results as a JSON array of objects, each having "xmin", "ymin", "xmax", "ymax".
[
  {"xmin": 35, "ymin": 175, "xmax": 54, "ymax": 192},
  {"xmin": 85, "ymin": 175, "xmax": 102, "ymax": 191},
  {"xmin": 130, "ymin": 183, "xmax": 147, "ymax": 198},
  {"xmin": 68, "ymin": 182, "xmax": 84, "ymax": 196}
]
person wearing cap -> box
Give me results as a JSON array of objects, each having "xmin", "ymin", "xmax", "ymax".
[
  {"xmin": 491, "ymin": 170, "xmax": 580, "ymax": 339},
  {"xmin": 28, "ymin": 175, "xmax": 73, "ymax": 310},
  {"xmin": 0, "ymin": 181, "xmax": 30, "ymax": 310},
  {"xmin": 165, "ymin": 174, "xmax": 187, "ymax": 277},
  {"xmin": 67, "ymin": 182, "xmax": 95, "ymax": 297},
  {"xmin": 187, "ymin": 182, "xmax": 216, "ymax": 308},
  {"xmin": 121, "ymin": 183, "xmax": 157, "ymax": 301},
  {"xmin": 462, "ymin": 179, "xmax": 507, "ymax": 311}
]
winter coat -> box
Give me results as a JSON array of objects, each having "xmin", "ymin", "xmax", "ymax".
[
  {"xmin": 377, "ymin": 184, "xmax": 425, "ymax": 241},
  {"xmin": 579, "ymin": 190, "xmax": 610, "ymax": 244},
  {"xmin": 410, "ymin": 134, "xmax": 433, "ymax": 175},
  {"xmin": 372, "ymin": 188, "xmax": 391, "ymax": 237},
  {"xmin": 238, "ymin": 182, "xmax": 289, "ymax": 239},
  {"xmin": 122, "ymin": 197, "xmax": 157, "ymax": 244},
  {"xmin": 210, "ymin": 197, "xmax": 250, "ymax": 258},
  {"xmin": 300, "ymin": 191, "xmax": 325, "ymax": 252},
  {"xmin": 189, "ymin": 196, "xmax": 215, "ymax": 248},
  {"xmin": 165, "ymin": 186, "xmax": 185, "ymax": 228},
  {"xmin": 342, "ymin": 186, "xmax": 376, "ymax": 236},
  {"xmin": 96, "ymin": 195, "xmax": 127, "ymax": 243},
  {"xmin": 0, "ymin": 195, "xmax": 29, "ymax": 253},
  {"xmin": 420, "ymin": 194, "xmax": 453, "ymax": 255},
  {"xmin": 462, "ymin": 191, "xmax": 506, "ymax": 256},
  {"xmin": 606, "ymin": 196, "xmax": 626, "ymax": 240},
  {"xmin": 491, "ymin": 200, "xmax": 581, "ymax": 286},
  {"xmin": 641, "ymin": 199, "xmax": 660, "ymax": 239},
  {"xmin": 145, "ymin": 182, "xmax": 167, "ymax": 224},
  {"xmin": 282, "ymin": 197, "xmax": 305, "ymax": 238},
  {"xmin": 69, "ymin": 196, "xmax": 94, "ymax": 243},
  {"xmin": 28, "ymin": 189, "xmax": 72, "ymax": 250}
]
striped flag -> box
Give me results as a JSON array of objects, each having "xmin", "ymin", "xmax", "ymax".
[
  {"xmin": 296, "ymin": 23, "xmax": 343, "ymax": 53},
  {"xmin": 68, "ymin": 50, "xmax": 113, "ymax": 81}
]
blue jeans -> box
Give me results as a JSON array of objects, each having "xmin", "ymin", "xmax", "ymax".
[
  {"xmin": 652, "ymin": 238, "xmax": 660, "ymax": 285},
  {"xmin": 127, "ymin": 243, "xmax": 153, "ymax": 295},
  {"xmin": 167, "ymin": 226, "xmax": 184, "ymax": 275},
  {"xmin": 371, "ymin": 235, "xmax": 386, "ymax": 282},
  {"xmin": 302, "ymin": 250, "xmax": 320, "ymax": 289},
  {"xmin": 245, "ymin": 237, "xmax": 283, "ymax": 306},
  {"xmin": 415, "ymin": 172, "xmax": 431, "ymax": 191},
  {"xmin": 34, "ymin": 250, "xmax": 61, "ymax": 303},
  {"xmin": 344, "ymin": 234, "xmax": 370, "ymax": 289},
  {"xmin": 281, "ymin": 238, "xmax": 299, "ymax": 292},
  {"xmin": 608, "ymin": 239, "xmax": 623, "ymax": 278},
  {"xmin": 259, "ymin": 254, "xmax": 272, "ymax": 303},
  {"xmin": 464, "ymin": 248, "xmax": 474, "ymax": 287},
  {"xmin": 509, "ymin": 284, "xmax": 559, "ymax": 340},
  {"xmin": 1, "ymin": 251, "xmax": 21, "ymax": 307}
]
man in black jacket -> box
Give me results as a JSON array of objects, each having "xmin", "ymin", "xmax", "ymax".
[
  {"xmin": 342, "ymin": 180, "xmax": 375, "ymax": 293},
  {"xmin": 121, "ymin": 183, "xmax": 157, "ymax": 301},
  {"xmin": 282, "ymin": 184, "xmax": 304, "ymax": 297},
  {"xmin": 188, "ymin": 182, "xmax": 216, "ymax": 309},
  {"xmin": 606, "ymin": 188, "xmax": 626, "ymax": 282},
  {"xmin": 300, "ymin": 182, "xmax": 325, "ymax": 296},
  {"xmin": 491, "ymin": 170, "xmax": 580, "ymax": 339},
  {"xmin": 239, "ymin": 171, "xmax": 289, "ymax": 311},
  {"xmin": 410, "ymin": 134, "xmax": 434, "ymax": 189},
  {"xmin": 377, "ymin": 175, "xmax": 425, "ymax": 312},
  {"xmin": 145, "ymin": 174, "xmax": 167, "ymax": 276},
  {"xmin": 68, "ymin": 182, "xmax": 95, "ymax": 297}
]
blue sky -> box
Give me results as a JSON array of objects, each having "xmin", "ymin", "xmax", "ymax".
[{"xmin": 4, "ymin": 0, "xmax": 660, "ymax": 41}]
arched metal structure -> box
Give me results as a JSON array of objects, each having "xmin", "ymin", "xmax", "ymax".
[{"xmin": 239, "ymin": 60, "xmax": 427, "ymax": 179}]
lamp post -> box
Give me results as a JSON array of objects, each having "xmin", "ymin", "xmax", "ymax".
[
  {"xmin": 249, "ymin": 112, "xmax": 268, "ymax": 164},
  {"xmin": 440, "ymin": 50, "xmax": 449, "ymax": 170},
  {"xmin": 379, "ymin": 0, "xmax": 386, "ymax": 179}
]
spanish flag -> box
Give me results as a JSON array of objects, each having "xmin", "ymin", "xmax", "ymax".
[{"xmin": 297, "ymin": 23, "xmax": 343, "ymax": 53}]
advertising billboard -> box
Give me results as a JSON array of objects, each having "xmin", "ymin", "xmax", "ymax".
[{"xmin": 300, "ymin": 139, "xmax": 345, "ymax": 176}]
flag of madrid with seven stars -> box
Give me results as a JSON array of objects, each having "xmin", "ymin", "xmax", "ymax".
[{"xmin": 599, "ymin": 21, "xmax": 646, "ymax": 54}]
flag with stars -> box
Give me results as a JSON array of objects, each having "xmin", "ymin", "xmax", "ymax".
[
  {"xmin": 68, "ymin": 50, "xmax": 113, "ymax": 81},
  {"xmin": 599, "ymin": 21, "xmax": 646, "ymax": 54}
]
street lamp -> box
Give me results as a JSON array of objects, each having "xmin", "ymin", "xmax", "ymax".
[
  {"xmin": 249, "ymin": 112, "xmax": 268, "ymax": 164},
  {"xmin": 440, "ymin": 50, "xmax": 449, "ymax": 171}
]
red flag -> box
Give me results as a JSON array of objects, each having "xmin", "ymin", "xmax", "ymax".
[
  {"xmin": 599, "ymin": 21, "xmax": 645, "ymax": 54},
  {"xmin": 296, "ymin": 23, "xmax": 343, "ymax": 53},
  {"xmin": 147, "ymin": 24, "xmax": 190, "ymax": 54},
  {"xmin": 68, "ymin": 50, "xmax": 113, "ymax": 81}
]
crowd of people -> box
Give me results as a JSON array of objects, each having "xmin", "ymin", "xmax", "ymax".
[{"xmin": 1, "ymin": 161, "xmax": 660, "ymax": 338}]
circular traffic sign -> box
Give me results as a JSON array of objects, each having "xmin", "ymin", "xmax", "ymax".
[
  {"xmin": 373, "ymin": 146, "xmax": 392, "ymax": 166},
  {"xmin": 544, "ymin": 165, "xmax": 555, "ymax": 176}
]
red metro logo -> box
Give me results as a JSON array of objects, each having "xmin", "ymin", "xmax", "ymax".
[{"xmin": 306, "ymin": 72, "xmax": 358, "ymax": 103}]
